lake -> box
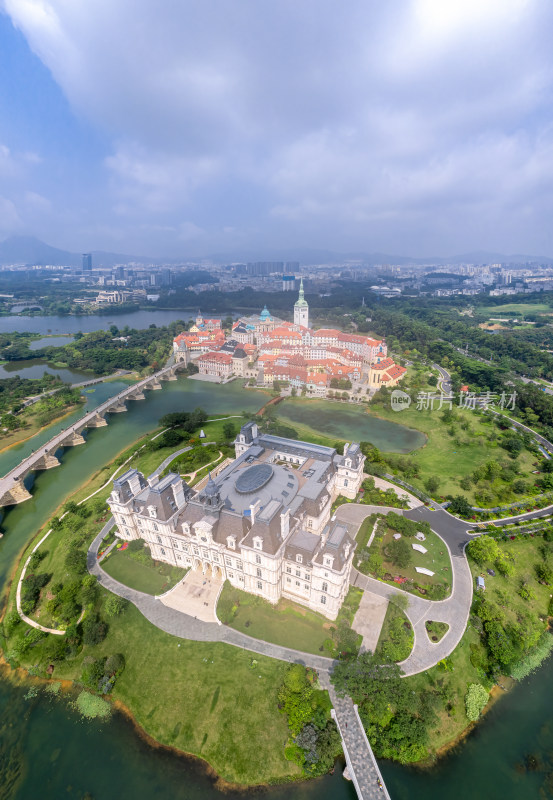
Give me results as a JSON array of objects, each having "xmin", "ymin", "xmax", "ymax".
[
  {"xmin": 0, "ymin": 357, "xmax": 91, "ymax": 384},
  {"xmin": 0, "ymin": 309, "xmax": 216, "ymax": 335},
  {"xmin": 0, "ymin": 379, "xmax": 551, "ymax": 799},
  {"xmin": 277, "ymin": 398, "xmax": 427, "ymax": 453}
]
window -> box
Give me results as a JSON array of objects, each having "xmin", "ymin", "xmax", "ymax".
[
  {"xmin": 286, "ymin": 566, "xmax": 291, "ymax": 574},
  {"xmin": 344, "ymin": 479, "xmax": 348, "ymax": 487},
  {"xmin": 161, "ymin": 548, "xmax": 166, "ymax": 556},
  {"xmin": 157, "ymin": 535, "xmax": 162, "ymax": 544},
  {"xmin": 212, "ymin": 553, "xmax": 219, "ymax": 561},
  {"xmin": 237, "ymin": 561, "xmax": 243, "ymax": 570},
  {"xmin": 296, "ymin": 554, "xmax": 303, "ymax": 564},
  {"xmin": 227, "ymin": 536, "xmax": 236, "ymax": 550},
  {"xmin": 320, "ymin": 595, "xmax": 326, "ymax": 605},
  {"xmin": 304, "ymin": 584, "xmax": 309, "ymax": 590},
  {"xmin": 295, "ymin": 580, "xmax": 300, "ymax": 587},
  {"xmin": 256, "ymin": 568, "xmax": 262, "ymax": 578},
  {"xmin": 228, "ymin": 572, "xmax": 234, "ymax": 579},
  {"xmin": 257, "ymin": 581, "xmax": 262, "ymax": 590},
  {"xmin": 253, "ymin": 537, "xmax": 262, "ymax": 550},
  {"xmin": 153, "ymin": 522, "xmax": 159, "ymax": 531},
  {"xmin": 225, "ymin": 557, "xmax": 232, "ymax": 566},
  {"xmin": 193, "ymin": 546, "xmax": 199, "ymax": 555},
  {"xmin": 255, "ymin": 554, "xmax": 261, "ymax": 564},
  {"xmin": 322, "ymin": 582, "xmax": 328, "ymax": 593},
  {"xmin": 286, "ymin": 577, "xmax": 291, "ymax": 583},
  {"xmin": 304, "ymin": 573, "xmax": 310, "ymax": 581}
]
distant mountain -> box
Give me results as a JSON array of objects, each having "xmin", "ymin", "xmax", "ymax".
[
  {"xmin": 0, "ymin": 236, "xmax": 156, "ymax": 268},
  {"xmin": 1, "ymin": 236, "xmax": 552, "ymax": 269},
  {"xmin": 0, "ymin": 236, "xmax": 80, "ymax": 267}
]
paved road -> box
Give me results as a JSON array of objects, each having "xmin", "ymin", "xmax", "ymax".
[{"xmin": 336, "ymin": 503, "xmax": 474, "ymax": 676}]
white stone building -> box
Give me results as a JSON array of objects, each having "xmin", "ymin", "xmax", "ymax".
[{"xmin": 107, "ymin": 422, "xmax": 365, "ymax": 620}]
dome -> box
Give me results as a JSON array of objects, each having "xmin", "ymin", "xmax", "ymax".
[
  {"xmin": 259, "ymin": 305, "xmax": 272, "ymax": 321},
  {"xmin": 235, "ymin": 463, "xmax": 274, "ymax": 494},
  {"xmin": 203, "ymin": 473, "xmax": 219, "ymax": 497}
]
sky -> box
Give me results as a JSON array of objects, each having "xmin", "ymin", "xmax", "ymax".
[{"xmin": 1, "ymin": 0, "xmax": 553, "ymax": 259}]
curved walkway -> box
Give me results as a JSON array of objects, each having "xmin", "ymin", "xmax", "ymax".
[{"xmin": 336, "ymin": 503, "xmax": 473, "ymax": 676}]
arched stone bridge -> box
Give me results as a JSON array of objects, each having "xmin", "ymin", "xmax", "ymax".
[{"xmin": 0, "ymin": 362, "xmax": 186, "ymax": 508}]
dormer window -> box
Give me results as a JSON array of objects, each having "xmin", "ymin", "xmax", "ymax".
[
  {"xmin": 296, "ymin": 554, "xmax": 303, "ymax": 564},
  {"xmin": 345, "ymin": 459, "xmax": 351, "ymax": 468},
  {"xmin": 183, "ymin": 523, "xmax": 190, "ymax": 535},
  {"xmin": 148, "ymin": 505, "xmax": 157, "ymax": 518},
  {"xmin": 253, "ymin": 536, "xmax": 262, "ymax": 550},
  {"xmin": 227, "ymin": 536, "xmax": 236, "ymax": 550},
  {"xmin": 323, "ymin": 555, "xmax": 333, "ymax": 568}
]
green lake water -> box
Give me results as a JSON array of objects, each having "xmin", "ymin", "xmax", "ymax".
[
  {"xmin": 277, "ymin": 398, "xmax": 427, "ymax": 453},
  {"xmin": 0, "ymin": 378, "xmax": 551, "ymax": 799}
]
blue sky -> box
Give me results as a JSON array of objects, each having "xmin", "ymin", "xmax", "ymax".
[{"xmin": 1, "ymin": 1, "xmax": 553, "ymax": 258}]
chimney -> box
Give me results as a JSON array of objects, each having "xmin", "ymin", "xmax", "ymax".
[
  {"xmin": 280, "ymin": 509, "xmax": 290, "ymax": 539},
  {"xmin": 249, "ymin": 499, "xmax": 261, "ymax": 525}
]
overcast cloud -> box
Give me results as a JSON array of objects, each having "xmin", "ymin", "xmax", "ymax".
[{"xmin": 1, "ymin": 0, "xmax": 553, "ymax": 257}]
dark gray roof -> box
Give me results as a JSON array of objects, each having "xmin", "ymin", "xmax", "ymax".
[
  {"xmin": 313, "ymin": 523, "xmax": 354, "ymax": 572},
  {"xmin": 134, "ymin": 473, "xmax": 184, "ymax": 522},
  {"xmin": 241, "ymin": 499, "xmax": 284, "ymax": 555},
  {"xmin": 284, "ymin": 528, "xmax": 319, "ymax": 563},
  {"xmin": 112, "ymin": 469, "xmax": 147, "ymax": 502}
]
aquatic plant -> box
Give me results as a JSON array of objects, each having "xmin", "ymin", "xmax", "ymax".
[{"xmin": 73, "ymin": 691, "xmax": 111, "ymax": 720}]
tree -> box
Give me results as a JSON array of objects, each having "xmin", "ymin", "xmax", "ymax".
[
  {"xmin": 448, "ymin": 495, "xmax": 472, "ymax": 516},
  {"xmin": 222, "ymin": 422, "xmax": 235, "ymax": 440},
  {"xmin": 467, "ymin": 536, "xmax": 500, "ymax": 565},
  {"xmin": 283, "ymin": 663, "xmax": 308, "ymax": 693},
  {"xmin": 459, "ymin": 475, "xmax": 472, "ymax": 491},
  {"xmin": 81, "ymin": 614, "xmax": 108, "ymax": 645},
  {"xmin": 425, "ymin": 476, "xmax": 440, "ymax": 495},
  {"xmin": 386, "ymin": 538, "xmax": 412, "ymax": 569},
  {"xmin": 465, "ymin": 684, "xmax": 489, "ymax": 721}
]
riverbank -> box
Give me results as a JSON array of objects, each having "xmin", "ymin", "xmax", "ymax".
[{"xmin": 0, "ymin": 400, "xmax": 86, "ymax": 454}]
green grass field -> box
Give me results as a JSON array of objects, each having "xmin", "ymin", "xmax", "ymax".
[
  {"xmin": 368, "ymin": 404, "xmax": 539, "ymax": 504},
  {"xmin": 101, "ymin": 548, "xmax": 187, "ymax": 595},
  {"xmin": 379, "ymin": 528, "xmax": 452, "ymax": 590},
  {"xmin": 477, "ymin": 302, "xmax": 552, "ymax": 316},
  {"xmin": 218, "ymin": 583, "xmax": 335, "ymax": 655},
  {"xmin": 4, "ymin": 599, "xmax": 298, "ymax": 785}
]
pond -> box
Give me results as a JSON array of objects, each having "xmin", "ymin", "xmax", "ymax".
[
  {"xmin": 277, "ymin": 398, "xmax": 426, "ymax": 453},
  {"xmin": 0, "ymin": 358, "xmax": 91, "ymax": 384},
  {"xmin": 28, "ymin": 335, "xmax": 75, "ymax": 350}
]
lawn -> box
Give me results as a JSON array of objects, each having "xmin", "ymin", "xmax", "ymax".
[
  {"xmin": 357, "ymin": 515, "xmax": 452, "ymax": 599},
  {"xmin": 375, "ymin": 601, "xmax": 413, "ymax": 662},
  {"xmin": 218, "ymin": 582, "xmax": 362, "ymax": 656},
  {"xmin": 425, "ymin": 620, "xmax": 449, "ymax": 643},
  {"xmin": 101, "ymin": 547, "xmax": 187, "ymax": 595}
]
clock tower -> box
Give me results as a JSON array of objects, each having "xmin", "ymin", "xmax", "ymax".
[{"xmin": 293, "ymin": 278, "xmax": 309, "ymax": 328}]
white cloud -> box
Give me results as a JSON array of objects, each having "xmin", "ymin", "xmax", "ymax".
[{"xmin": 2, "ymin": 0, "xmax": 553, "ymax": 254}]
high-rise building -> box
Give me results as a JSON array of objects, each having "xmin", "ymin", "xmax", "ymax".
[
  {"xmin": 294, "ymin": 277, "xmax": 309, "ymax": 328},
  {"xmin": 82, "ymin": 253, "xmax": 92, "ymax": 271}
]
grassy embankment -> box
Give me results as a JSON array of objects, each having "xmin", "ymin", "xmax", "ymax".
[
  {"xmin": 0, "ymin": 396, "xmax": 86, "ymax": 452},
  {"xmin": 0, "ymin": 418, "xmax": 309, "ymax": 785},
  {"xmin": 101, "ymin": 546, "xmax": 187, "ymax": 595}
]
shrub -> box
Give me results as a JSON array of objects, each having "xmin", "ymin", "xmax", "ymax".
[
  {"xmin": 104, "ymin": 595, "xmax": 128, "ymax": 617},
  {"xmin": 73, "ymin": 691, "xmax": 111, "ymax": 720},
  {"xmin": 81, "ymin": 614, "xmax": 108, "ymax": 645},
  {"xmin": 64, "ymin": 548, "xmax": 87, "ymax": 575},
  {"xmin": 465, "ymin": 683, "xmax": 489, "ymax": 721},
  {"xmin": 29, "ymin": 550, "xmax": 47, "ymax": 570}
]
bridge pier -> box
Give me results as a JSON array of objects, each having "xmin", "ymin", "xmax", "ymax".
[
  {"xmin": 0, "ymin": 480, "xmax": 32, "ymax": 507},
  {"xmin": 128, "ymin": 390, "xmax": 145, "ymax": 401},
  {"xmin": 87, "ymin": 415, "xmax": 108, "ymax": 428},
  {"xmin": 32, "ymin": 453, "xmax": 60, "ymax": 470},
  {"xmin": 107, "ymin": 402, "xmax": 127, "ymax": 413},
  {"xmin": 61, "ymin": 431, "xmax": 86, "ymax": 446},
  {"xmin": 148, "ymin": 380, "xmax": 162, "ymax": 390}
]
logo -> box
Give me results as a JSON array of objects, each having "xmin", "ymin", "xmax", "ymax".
[{"xmin": 391, "ymin": 390, "xmax": 411, "ymax": 412}]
